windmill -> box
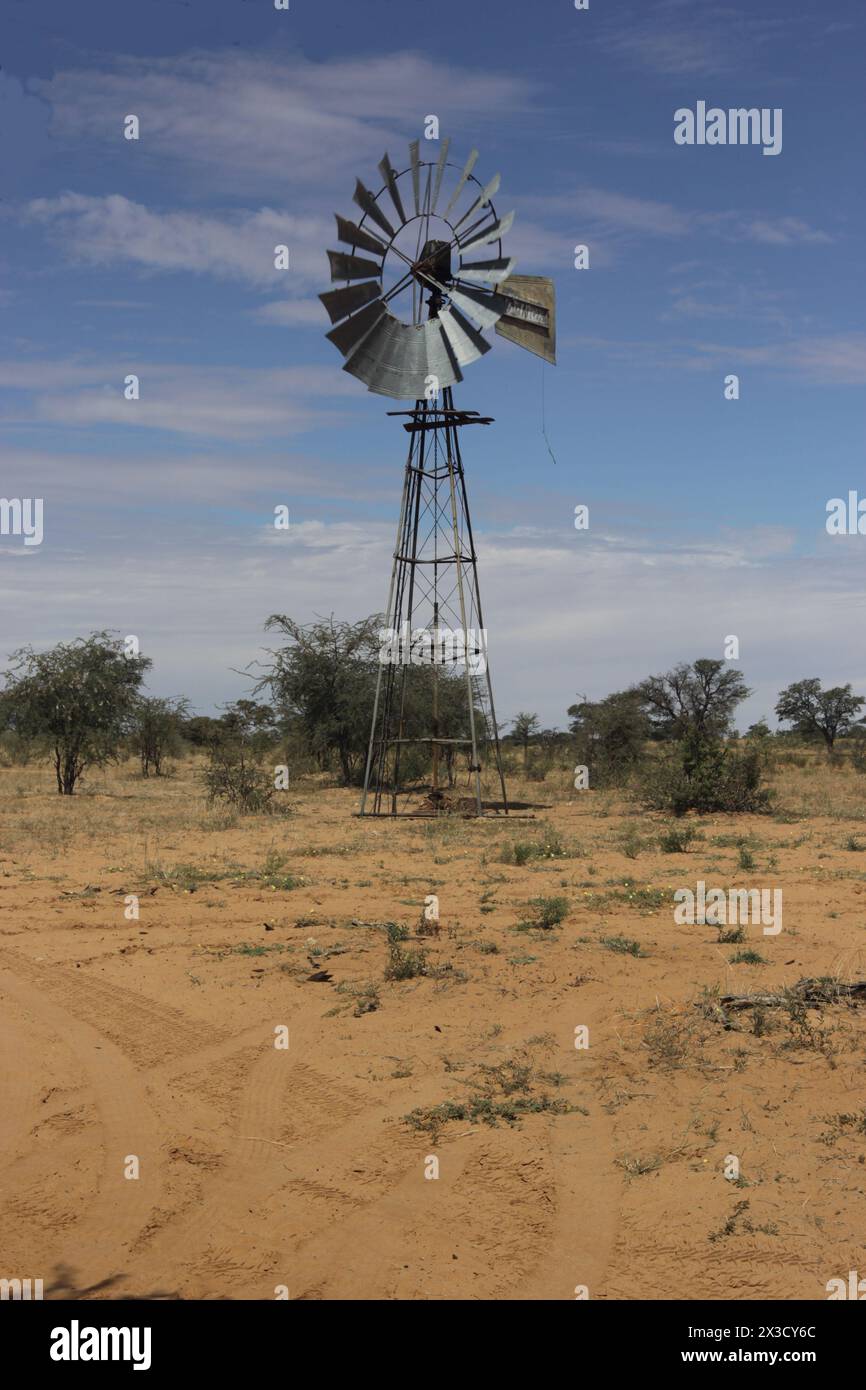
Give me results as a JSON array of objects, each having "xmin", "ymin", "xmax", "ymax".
[{"xmin": 320, "ymin": 139, "xmax": 555, "ymax": 817}]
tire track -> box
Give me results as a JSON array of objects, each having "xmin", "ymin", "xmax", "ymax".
[
  {"xmin": 0, "ymin": 956, "xmax": 166, "ymax": 1296},
  {"xmin": 0, "ymin": 947, "xmax": 216, "ymax": 1068}
]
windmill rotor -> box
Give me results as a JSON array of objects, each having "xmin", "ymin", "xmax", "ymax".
[{"xmin": 320, "ymin": 139, "xmax": 555, "ymax": 399}]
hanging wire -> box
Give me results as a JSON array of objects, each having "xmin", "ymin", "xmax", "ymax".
[{"xmin": 541, "ymin": 358, "xmax": 558, "ymax": 465}]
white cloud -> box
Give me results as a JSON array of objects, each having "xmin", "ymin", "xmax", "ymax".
[
  {"xmin": 595, "ymin": 1, "xmax": 787, "ymax": 77},
  {"xmin": 743, "ymin": 217, "xmax": 832, "ymax": 247},
  {"xmin": 254, "ymin": 298, "xmax": 330, "ymax": 326},
  {"xmin": 521, "ymin": 187, "xmax": 832, "ymax": 252},
  {"xmin": 0, "ymin": 359, "xmax": 359, "ymax": 439},
  {"xmin": 32, "ymin": 50, "xmax": 532, "ymax": 193},
  {"xmin": 25, "ymin": 193, "xmax": 329, "ymax": 290},
  {"xmin": 2, "ymin": 512, "xmax": 863, "ymax": 732},
  {"xmin": 561, "ymin": 332, "xmax": 866, "ymax": 386}
]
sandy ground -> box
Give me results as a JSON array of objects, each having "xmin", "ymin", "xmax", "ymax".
[{"xmin": 2, "ymin": 755, "xmax": 866, "ymax": 1301}]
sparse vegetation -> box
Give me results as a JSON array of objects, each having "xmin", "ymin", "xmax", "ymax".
[
  {"xmin": 517, "ymin": 895, "xmax": 570, "ymax": 930},
  {"xmin": 600, "ymin": 935, "xmax": 645, "ymax": 957}
]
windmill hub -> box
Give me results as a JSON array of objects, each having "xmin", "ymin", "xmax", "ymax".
[{"xmin": 320, "ymin": 139, "xmax": 556, "ymax": 816}]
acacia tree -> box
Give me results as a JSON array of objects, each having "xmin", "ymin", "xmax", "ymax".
[
  {"xmin": 637, "ymin": 658, "xmax": 750, "ymax": 741},
  {"xmin": 1, "ymin": 632, "xmax": 150, "ymax": 793},
  {"xmin": 255, "ymin": 614, "xmax": 381, "ymax": 785},
  {"xmin": 568, "ymin": 690, "xmax": 649, "ymax": 786},
  {"xmin": 511, "ymin": 711, "xmax": 540, "ymax": 766},
  {"xmin": 132, "ymin": 695, "xmax": 189, "ymax": 777},
  {"xmin": 775, "ymin": 679, "xmax": 865, "ymax": 751}
]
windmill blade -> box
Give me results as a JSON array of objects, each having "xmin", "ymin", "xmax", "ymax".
[
  {"xmin": 494, "ymin": 274, "xmax": 556, "ymax": 365},
  {"xmin": 325, "ymin": 299, "xmax": 385, "ymax": 357},
  {"xmin": 457, "ymin": 211, "xmax": 515, "ymax": 255},
  {"xmin": 443, "ymin": 148, "xmax": 478, "ymax": 219},
  {"xmin": 447, "ymin": 284, "xmax": 508, "ymax": 331},
  {"xmin": 335, "ymin": 214, "xmax": 386, "ymax": 258},
  {"xmin": 456, "ymin": 256, "xmax": 516, "ymax": 286},
  {"xmin": 327, "ymin": 249, "xmax": 383, "ymax": 283},
  {"xmin": 409, "ymin": 140, "xmax": 421, "ymax": 216},
  {"xmin": 319, "ymin": 280, "xmax": 383, "ymax": 325},
  {"xmin": 343, "ymin": 314, "xmax": 460, "ymax": 399},
  {"xmin": 353, "ymin": 179, "xmax": 396, "ymax": 238},
  {"xmin": 453, "ymin": 173, "xmax": 501, "ymax": 230},
  {"xmin": 377, "ymin": 152, "xmax": 407, "ymax": 225},
  {"xmin": 438, "ymin": 305, "xmax": 492, "ymax": 368},
  {"xmin": 430, "ymin": 137, "xmax": 451, "ymax": 214}
]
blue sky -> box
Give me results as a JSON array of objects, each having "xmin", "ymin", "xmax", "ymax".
[{"xmin": 1, "ymin": 0, "xmax": 864, "ymax": 729}]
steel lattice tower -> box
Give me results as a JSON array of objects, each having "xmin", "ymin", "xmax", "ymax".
[{"xmin": 360, "ymin": 387, "xmax": 508, "ymax": 816}]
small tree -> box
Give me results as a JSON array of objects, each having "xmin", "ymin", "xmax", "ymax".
[
  {"xmin": 640, "ymin": 732, "xmax": 771, "ymax": 816},
  {"xmin": 202, "ymin": 740, "xmax": 277, "ymax": 813},
  {"xmin": 568, "ymin": 690, "xmax": 649, "ymax": 787},
  {"xmin": 255, "ymin": 614, "xmax": 380, "ymax": 786},
  {"xmin": 775, "ymin": 679, "xmax": 865, "ymax": 752},
  {"xmin": 745, "ymin": 717, "xmax": 772, "ymax": 741},
  {"xmin": 0, "ymin": 632, "xmax": 150, "ymax": 794},
  {"xmin": 220, "ymin": 699, "xmax": 281, "ymax": 756},
  {"xmin": 638, "ymin": 659, "xmax": 750, "ymax": 741},
  {"xmin": 180, "ymin": 714, "xmax": 227, "ymax": 747},
  {"xmin": 511, "ymin": 711, "xmax": 540, "ymax": 767},
  {"xmin": 132, "ymin": 696, "xmax": 189, "ymax": 777}
]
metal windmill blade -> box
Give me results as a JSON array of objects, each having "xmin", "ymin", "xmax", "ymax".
[
  {"xmin": 319, "ymin": 280, "xmax": 383, "ymax": 325},
  {"xmin": 430, "ymin": 136, "xmax": 451, "ymax": 214},
  {"xmin": 334, "ymin": 214, "xmax": 386, "ymax": 258},
  {"xmin": 456, "ymin": 256, "xmax": 516, "ymax": 286},
  {"xmin": 343, "ymin": 313, "xmax": 461, "ymax": 398},
  {"xmin": 377, "ymin": 152, "xmax": 407, "ymax": 224},
  {"xmin": 353, "ymin": 179, "xmax": 395, "ymax": 238},
  {"xmin": 453, "ymin": 173, "xmax": 501, "ymax": 230},
  {"xmin": 408, "ymin": 139, "xmax": 421, "ymax": 216},
  {"xmin": 443, "ymin": 147, "xmax": 478, "ymax": 219},
  {"xmin": 457, "ymin": 211, "xmax": 515, "ymax": 254},
  {"xmin": 321, "ymin": 139, "xmax": 555, "ymax": 397},
  {"xmin": 437, "ymin": 304, "xmax": 492, "ymax": 368}
]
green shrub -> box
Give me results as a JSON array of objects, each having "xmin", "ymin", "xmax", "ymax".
[
  {"xmin": 500, "ymin": 825, "xmax": 573, "ymax": 864},
  {"xmin": 600, "ymin": 935, "xmax": 645, "ymax": 957},
  {"xmin": 202, "ymin": 741, "xmax": 279, "ymax": 814},
  {"xmin": 618, "ymin": 825, "xmax": 643, "ymax": 859},
  {"xmin": 384, "ymin": 943, "xmax": 428, "ymax": 980},
  {"xmin": 639, "ymin": 735, "xmax": 771, "ymax": 817},
  {"xmin": 659, "ymin": 824, "xmax": 697, "ymax": 853},
  {"xmin": 520, "ymin": 895, "xmax": 570, "ymax": 930}
]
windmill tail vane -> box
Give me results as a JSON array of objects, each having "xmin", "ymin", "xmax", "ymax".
[{"xmin": 320, "ymin": 138, "xmax": 556, "ymax": 817}]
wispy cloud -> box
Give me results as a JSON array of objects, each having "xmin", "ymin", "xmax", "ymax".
[
  {"xmin": 595, "ymin": 0, "xmax": 786, "ymax": 78},
  {"xmin": 31, "ymin": 49, "xmax": 533, "ymax": 194},
  {"xmin": 0, "ymin": 359, "xmax": 359, "ymax": 440},
  {"xmin": 23, "ymin": 191, "xmax": 570, "ymax": 315},
  {"xmin": 563, "ymin": 331, "xmax": 866, "ymax": 386},
  {"xmin": 568, "ymin": 188, "xmax": 831, "ymax": 247},
  {"xmin": 24, "ymin": 193, "xmax": 329, "ymax": 289},
  {"xmin": 2, "ymin": 511, "xmax": 863, "ymax": 730}
]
